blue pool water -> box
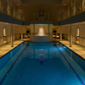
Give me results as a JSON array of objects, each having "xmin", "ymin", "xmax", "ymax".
[{"xmin": 0, "ymin": 41, "xmax": 85, "ymax": 85}]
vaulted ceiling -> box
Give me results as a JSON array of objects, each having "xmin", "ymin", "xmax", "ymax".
[{"xmin": 13, "ymin": 0, "xmax": 78, "ymax": 22}]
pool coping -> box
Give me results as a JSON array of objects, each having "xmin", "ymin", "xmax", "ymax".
[
  {"xmin": 1, "ymin": 40, "xmax": 85, "ymax": 60},
  {"xmin": 0, "ymin": 41, "xmax": 24, "ymax": 59},
  {"xmin": 60, "ymin": 41, "xmax": 85, "ymax": 60}
]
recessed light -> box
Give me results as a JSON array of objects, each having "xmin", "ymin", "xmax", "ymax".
[{"xmin": 64, "ymin": 4, "xmax": 66, "ymax": 5}]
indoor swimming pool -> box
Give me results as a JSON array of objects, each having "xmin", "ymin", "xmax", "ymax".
[{"xmin": 0, "ymin": 41, "xmax": 85, "ymax": 85}]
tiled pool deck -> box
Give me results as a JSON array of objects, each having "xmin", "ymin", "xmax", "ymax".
[
  {"xmin": 0, "ymin": 40, "xmax": 23, "ymax": 58},
  {"xmin": 0, "ymin": 39, "xmax": 85, "ymax": 60},
  {"xmin": 60, "ymin": 40, "xmax": 85, "ymax": 59}
]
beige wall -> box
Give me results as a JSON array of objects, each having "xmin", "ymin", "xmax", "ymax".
[
  {"xmin": 0, "ymin": 22, "xmax": 11, "ymax": 45},
  {"xmin": 23, "ymin": 26, "xmax": 34, "ymax": 34},
  {"xmin": 60, "ymin": 22, "xmax": 85, "ymax": 47},
  {"xmin": 71, "ymin": 22, "xmax": 85, "ymax": 46},
  {"xmin": 0, "ymin": 21, "xmax": 85, "ymax": 47},
  {"xmin": 0, "ymin": 22, "xmax": 22, "ymax": 46},
  {"xmin": 23, "ymin": 25, "xmax": 60, "ymax": 35},
  {"xmin": 61, "ymin": 25, "xmax": 70, "ymax": 40},
  {"xmin": 13, "ymin": 24, "xmax": 22, "ymax": 40},
  {"xmin": 49, "ymin": 26, "xmax": 60, "ymax": 35}
]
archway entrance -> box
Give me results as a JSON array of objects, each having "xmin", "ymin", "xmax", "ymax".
[
  {"xmin": 37, "ymin": 27, "xmax": 46, "ymax": 36},
  {"xmin": 3, "ymin": 27, "xmax": 7, "ymax": 44},
  {"xmin": 76, "ymin": 28, "xmax": 80, "ymax": 44},
  {"xmin": 35, "ymin": 25, "xmax": 46, "ymax": 36}
]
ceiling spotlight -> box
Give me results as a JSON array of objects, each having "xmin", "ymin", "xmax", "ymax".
[{"xmin": 64, "ymin": 4, "xmax": 66, "ymax": 5}]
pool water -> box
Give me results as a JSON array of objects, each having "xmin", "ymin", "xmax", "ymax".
[{"xmin": 0, "ymin": 41, "xmax": 85, "ymax": 85}]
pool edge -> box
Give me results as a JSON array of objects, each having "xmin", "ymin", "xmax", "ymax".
[
  {"xmin": 59, "ymin": 41, "xmax": 85, "ymax": 60},
  {"xmin": 0, "ymin": 41, "xmax": 24, "ymax": 59}
]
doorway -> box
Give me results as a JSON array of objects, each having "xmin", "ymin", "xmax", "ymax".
[
  {"xmin": 76, "ymin": 28, "xmax": 80, "ymax": 44},
  {"xmin": 37, "ymin": 27, "xmax": 46, "ymax": 36},
  {"xmin": 3, "ymin": 27, "xmax": 7, "ymax": 44}
]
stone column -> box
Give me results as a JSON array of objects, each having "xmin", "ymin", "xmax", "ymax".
[
  {"xmin": 60, "ymin": 25, "xmax": 62, "ymax": 41},
  {"xmin": 21, "ymin": 8, "xmax": 23, "ymax": 41},
  {"xmin": 0, "ymin": 0, "xmax": 1, "ymax": 10},
  {"xmin": 48, "ymin": 24, "xmax": 50, "ymax": 35},
  {"xmin": 11, "ymin": 0, "xmax": 13, "ymax": 47},
  {"xmin": 21, "ymin": 25, "xmax": 23, "ymax": 41},
  {"xmin": 81, "ymin": 0, "xmax": 82, "ymax": 12},
  {"xmin": 11, "ymin": 24, "xmax": 13, "ymax": 47},
  {"xmin": 82, "ymin": 0, "xmax": 85, "ymax": 11},
  {"xmin": 69, "ymin": 24, "xmax": 72, "ymax": 47},
  {"xmin": 69, "ymin": 0, "xmax": 72, "ymax": 47},
  {"xmin": 33, "ymin": 24, "xmax": 35, "ymax": 35}
]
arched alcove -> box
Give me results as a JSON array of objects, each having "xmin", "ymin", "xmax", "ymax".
[
  {"xmin": 52, "ymin": 27, "xmax": 57, "ymax": 38},
  {"xmin": 26, "ymin": 28, "xmax": 30, "ymax": 38},
  {"xmin": 52, "ymin": 27, "xmax": 60, "ymax": 39},
  {"xmin": 26, "ymin": 29, "xmax": 30, "ymax": 34},
  {"xmin": 53, "ymin": 30, "xmax": 56, "ymax": 38},
  {"xmin": 3, "ymin": 27, "xmax": 7, "ymax": 44},
  {"xmin": 76, "ymin": 27, "xmax": 80, "ymax": 44}
]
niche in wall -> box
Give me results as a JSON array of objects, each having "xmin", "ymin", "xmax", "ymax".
[
  {"xmin": 52, "ymin": 27, "xmax": 57, "ymax": 38},
  {"xmin": 25, "ymin": 28, "xmax": 30, "ymax": 38},
  {"xmin": 76, "ymin": 27, "xmax": 80, "ymax": 44},
  {"xmin": 53, "ymin": 30, "xmax": 56, "ymax": 33},
  {"xmin": 52, "ymin": 27, "xmax": 60, "ymax": 39},
  {"xmin": 3, "ymin": 27, "xmax": 7, "ymax": 44},
  {"xmin": 26, "ymin": 30, "xmax": 30, "ymax": 34}
]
